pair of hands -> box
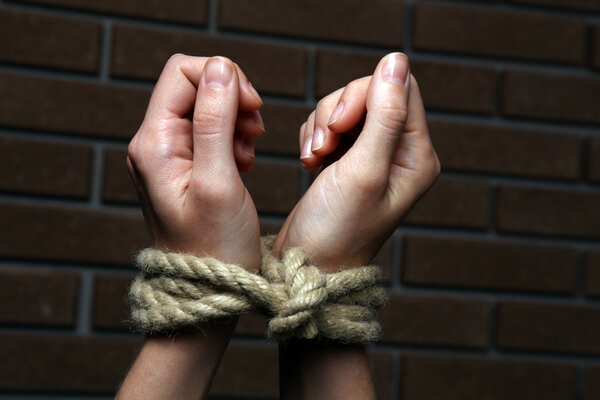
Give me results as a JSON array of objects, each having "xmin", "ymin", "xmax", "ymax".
[{"xmin": 127, "ymin": 52, "xmax": 439, "ymax": 280}]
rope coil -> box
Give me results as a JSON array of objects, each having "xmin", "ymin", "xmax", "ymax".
[{"xmin": 129, "ymin": 236, "xmax": 387, "ymax": 344}]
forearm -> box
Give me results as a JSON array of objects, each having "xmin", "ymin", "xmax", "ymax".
[
  {"xmin": 116, "ymin": 318, "xmax": 237, "ymax": 400},
  {"xmin": 280, "ymin": 339, "xmax": 376, "ymax": 400},
  {"xmin": 277, "ymin": 249, "xmax": 377, "ymax": 400}
]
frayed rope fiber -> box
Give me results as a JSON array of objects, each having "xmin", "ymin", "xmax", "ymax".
[{"xmin": 129, "ymin": 236, "xmax": 387, "ymax": 344}]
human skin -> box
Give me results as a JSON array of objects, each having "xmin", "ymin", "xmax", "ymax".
[
  {"xmin": 115, "ymin": 55, "xmax": 264, "ymax": 400},
  {"xmin": 116, "ymin": 52, "xmax": 439, "ymax": 400},
  {"xmin": 273, "ymin": 53, "xmax": 440, "ymax": 400}
]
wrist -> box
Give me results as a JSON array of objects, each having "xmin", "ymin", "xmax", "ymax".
[{"xmin": 280, "ymin": 339, "xmax": 376, "ymax": 400}]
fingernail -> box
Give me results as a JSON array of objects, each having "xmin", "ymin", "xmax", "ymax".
[
  {"xmin": 300, "ymin": 136, "xmax": 313, "ymax": 159},
  {"xmin": 248, "ymin": 81, "xmax": 263, "ymax": 106},
  {"xmin": 243, "ymin": 136, "xmax": 255, "ymax": 158},
  {"xmin": 312, "ymin": 126, "xmax": 324, "ymax": 151},
  {"xmin": 327, "ymin": 102, "xmax": 344, "ymax": 126},
  {"xmin": 254, "ymin": 112, "xmax": 265, "ymax": 132},
  {"xmin": 382, "ymin": 53, "xmax": 409, "ymax": 85},
  {"xmin": 203, "ymin": 57, "xmax": 233, "ymax": 87}
]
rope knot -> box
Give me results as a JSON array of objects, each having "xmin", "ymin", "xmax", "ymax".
[
  {"xmin": 259, "ymin": 236, "xmax": 387, "ymax": 343},
  {"xmin": 129, "ymin": 236, "xmax": 387, "ymax": 344},
  {"xmin": 265, "ymin": 246, "xmax": 328, "ymax": 340}
]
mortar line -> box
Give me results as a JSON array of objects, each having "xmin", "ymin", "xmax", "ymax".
[
  {"xmin": 99, "ymin": 20, "xmax": 113, "ymax": 81},
  {"xmin": 74, "ymin": 270, "xmax": 94, "ymax": 335},
  {"xmin": 208, "ymin": 0, "xmax": 218, "ymax": 34},
  {"xmin": 391, "ymin": 349, "xmax": 402, "ymax": 400},
  {"xmin": 89, "ymin": 144, "xmax": 104, "ymax": 208}
]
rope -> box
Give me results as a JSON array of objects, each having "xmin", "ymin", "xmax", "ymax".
[{"xmin": 129, "ymin": 236, "xmax": 387, "ymax": 344}]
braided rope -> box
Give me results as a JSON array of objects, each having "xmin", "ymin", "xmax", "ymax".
[{"xmin": 129, "ymin": 236, "xmax": 387, "ymax": 344}]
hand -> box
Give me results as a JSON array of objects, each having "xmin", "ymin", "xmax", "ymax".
[
  {"xmin": 118, "ymin": 55, "xmax": 264, "ymax": 400},
  {"xmin": 273, "ymin": 53, "xmax": 440, "ymax": 271},
  {"xmin": 127, "ymin": 55, "xmax": 264, "ymax": 270}
]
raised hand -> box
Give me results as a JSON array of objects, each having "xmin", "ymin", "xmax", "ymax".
[
  {"xmin": 127, "ymin": 55, "xmax": 264, "ymax": 271},
  {"xmin": 117, "ymin": 55, "xmax": 264, "ymax": 399},
  {"xmin": 273, "ymin": 53, "xmax": 440, "ymax": 271}
]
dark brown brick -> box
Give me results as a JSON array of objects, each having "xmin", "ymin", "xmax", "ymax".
[
  {"xmin": 402, "ymin": 236, "xmax": 577, "ymax": 294},
  {"xmin": 260, "ymin": 219, "xmax": 283, "ymax": 236},
  {"xmin": 0, "ymin": 268, "xmax": 78, "ymax": 327},
  {"xmin": 379, "ymin": 294, "xmax": 490, "ymax": 348},
  {"xmin": 368, "ymin": 351, "xmax": 393, "ymax": 400},
  {"xmin": 93, "ymin": 274, "xmax": 134, "ymax": 330},
  {"xmin": 102, "ymin": 148, "xmax": 137, "ymax": 204},
  {"xmin": 412, "ymin": 60, "xmax": 497, "ymax": 114},
  {"xmin": 588, "ymin": 136, "xmax": 600, "ymax": 182},
  {"xmin": 0, "ymin": 72, "xmax": 149, "ymax": 139},
  {"xmin": 0, "ymin": 334, "xmax": 142, "ymax": 392},
  {"xmin": 210, "ymin": 344, "xmax": 278, "ymax": 397},
  {"xmin": 242, "ymin": 159, "xmax": 301, "ymax": 214},
  {"xmin": 429, "ymin": 120, "xmax": 581, "ymax": 180},
  {"xmin": 14, "ymin": 0, "xmax": 208, "ymax": 24},
  {"xmin": 592, "ymin": 25, "xmax": 600, "ymax": 69},
  {"xmin": 400, "ymin": 354, "xmax": 577, "ymax": 400},
  {"xmin": 585, "ymin": 366, "xmax": 600, "ymax": 400},
  {"xmin": 315, "ymin": 50, "xmax": 377, "ymax": 97},
  {"xmin": 112, "ymin": 25, "xmax": 307, "ymax": 97},
  {"xmin": 585, "ymin": 250, "xmax": 600, "ymax": 297},
  {"xmin": 219, "ymin": 0, "xmax": 403, "ymax": 47},
  {"xmin": 508, "ymin": 0, "xmax": 600, "ymax": 12},
  {"xmin": 256, "ymin": 103, "xmax": 311, "ymax": 156},
  {"xmin": 497, "ymin": 302, "xmax": 600, "ymax": 355},
  {"xmin": 0, "ymin": 202, "xmax": 148, "ymax": 266},
  {"xmin": 414, "ymin": 2, "xmax": 584, "ymax": 64},
  {"xmin": 502, "ymin": 70, "xmax": 600, "ymax": 125},
  {"xmin": 316, "ymin": 50, "xmax": 496, "ymax": 114},
  {"xmin": 0, "ymin": 136, "xmax": 92, "ymax": 198},
  {"xmin": 404, "ymin": 178, "xmax": 490, "ymax": 229},
  {"xmin": 0, "ymin": 8, "xmax": 101, "ymax": 72},
  {"xmin": 497, "ymin": 186, "xmax": 600, "ymax": 239}
]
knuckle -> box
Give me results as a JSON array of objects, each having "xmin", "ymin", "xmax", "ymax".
[
  {"xmin": 127, "ymin": 135, "xmax": 141, "ymax": 164},
  {"xmin": 317, "ymin": 96, "xmax": 335, "ymax": 109},
  {"xmin": 418, "ymin": 148, "xmax": 442, "ymax": 186},
  {"xmin": 193, "ymin": 108, "xmax": 227, "ymax": 133},
  {"xmin": 346, "ymin": 78, "xmax": 361, "ymax": 92},
  {"xmin": 165, "ymin": 53, "xmax": 187, "ymax": 69},
  {"xmin": 409, "ymin": 74, "xmax": 419, "ymax": 90},
  {"xmin": 375, "ymin": 105, "xmax": 409, "ymax": 132},
  {"xmin": 429, "ymin": 151, "xmax": 442, "ymax": 179},
  {"xmin": 189, "ymin": 178, "xmax": 234, "ymax": 206}
]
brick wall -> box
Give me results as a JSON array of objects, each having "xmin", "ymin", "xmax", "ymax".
[{"xmin": 1, "ymin": 0, "xmax": 599, "ymax": 399}]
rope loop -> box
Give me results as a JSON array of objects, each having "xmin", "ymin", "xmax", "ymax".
[{"xmin": 129, "ymin": 236, "xmax": 387, "ymax": 344}]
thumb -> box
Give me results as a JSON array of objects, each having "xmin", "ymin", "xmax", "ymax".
[
  {"xmin": 191, "ymin": 56, "xmax": 239, "ymax": 177},
  {"xmin": 352, "ymin": 53, "xmax": 410, "ymax": 168}
]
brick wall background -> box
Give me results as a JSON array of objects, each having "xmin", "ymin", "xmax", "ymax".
[{"xmin": 1, "ymin": 0, "xmax": 599, "ymax": 398}]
